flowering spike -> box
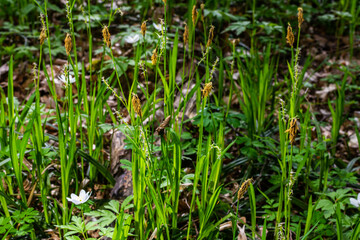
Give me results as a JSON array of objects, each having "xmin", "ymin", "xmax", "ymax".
[
  {"xmin": 285, "ymin": 117, "xmax": 299, "ymax": 145},
  {"xmin": 183, "ymin": 24, "xmax": 189, "ymax": 46},
  {"xmin": 237, "ymin": 178, "xmax": 253, "ymax": 200},
  {"xmin": 141, "ymin": 21, "xmax": 147, "ymax": 37},
  {"xmin": 202, "ymin": 82, "xmax": 213, "ymax": 98},
  {"xmin": 132, "ymin": 93, "xmax": 142, "ymax": 118},
  {"xmin": 286, "ymin": 23, "xmax": 294, "ymax": 47},
  {"xmin": 102, "ymin": 26, "xmax": 111, "ymax": 47},
  {"xmin": 64, "ymin": 33, "xmax": 72, "ymax": 55},
  {"xmin": 151, "ymin": 47, "xmax": 158, "ymax": 65},
  {"xmin": 192, "ymin": 5, "xmax": 198, "ymax": 26},
  {"xmin": 206, "ymin": 25, "xmax": 215, "ymax": 48},
  {"xmin": 39, "ymin": 27, "xmax": 47, "ymax": 45},
  {"xmin": 297, "ymin": 7, "xmax": 304, "ymax": 28}
]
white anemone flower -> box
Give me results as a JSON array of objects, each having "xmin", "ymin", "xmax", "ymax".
[
  {"xmin": 153, "ymin": 22, "xmax": 167, "ymax": 32},
  {"xmin": 124, "ymin": 34, "xmax": 140, "ymax": 44},
  {"xmin": 153, "ymin": 22, "xmax": 162, "ymax": 31},
  {"xmin": 58, "ymin": 74, "xmax": 76, "ymax": 84},
  {"xmin": 67, "ymin": 189, "xmax": 91, "ymax": 205},
  {"xmin": 350, "ymin": 193, "xmax": 360, "ymax": 208}
]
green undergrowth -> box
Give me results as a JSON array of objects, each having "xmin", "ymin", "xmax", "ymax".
[{"xmin": 0, "ymin": 0, "xmax": 360, "ymax": 239}]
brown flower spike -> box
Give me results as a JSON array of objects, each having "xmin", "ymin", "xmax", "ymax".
[
  {"xmin": 200, "ymin": 3, "xmax": 205, "ymax": 22},
  {"xmin": 141, "ymin": 21, "xmax": 147, "ymax": 37},
  {"xmin": 151, "ymin": 47, "xmax": 158, "ymax": 65},
  {"xmin": 286, "ymin": 23, "xmax": 294, "ymax": 47},
  {"xmin": 64, "ymin": 33, "xmax": 72, "ymax": 55},
  {"xmin": 285, "ymin": 118, "xmax": 299, "ymax": 145},
  {"xmin": 102, "ymin": 26, "xmax": 111, "ymax": 47},
  {"xmin": 298, "ymin": 7, "xmax": 304, "ymax": 28},
  {"xmin": 237, "ymin": 178, "xmax": 253, "ymax": 200},
  {"xmin": 39, "ymin": 27, "xmax": 47, "ymax": 45},
  {"xmin": 206, "ymin": 25, "xmax": 215, "ymax": 48},
  {"xmin": 192, "ymin": 5, "xmax": 198, "ymax": 26},
  {"xmin": 183, "ymin": 24, "xmax": 189, "ymax": 46},
  {"xmin": 132, "ymin": 93, "xmax": 142, "ymax": 118},
  {"xmin": 202, "ymin": 82, "xmax": 213, "ymax": 98}
]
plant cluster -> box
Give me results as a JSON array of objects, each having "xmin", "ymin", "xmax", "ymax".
[{"xmin": 0, "ymin": 0, "xmax": 359, "ymax": 239}]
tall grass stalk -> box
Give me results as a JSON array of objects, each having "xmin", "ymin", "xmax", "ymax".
[
  {"xmin": 328, "ymin": 73, "xmax": 347, "ymax": 156},
  {"xmin": 275, "ymin": 10, "xmax": 309, "ymax": 238}
]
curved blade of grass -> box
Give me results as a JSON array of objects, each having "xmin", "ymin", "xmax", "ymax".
[{"xmin": 76, "ymin": 149, "xmax": 115, "ymax": 185}]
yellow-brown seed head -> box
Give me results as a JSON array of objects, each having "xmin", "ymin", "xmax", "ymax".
[
  {"xmin": 151, "ymin": 47, "xmax": 158, "ymax": 65},
  {"xmin": 297, "ymin": 7, "xmax": 304, "ymax": 28},
  {"xmin": 141, "ymin": 21, "xmax": 147, "ymax": 37},
  {"xmin": 192, "ymin": 5, "xmax": 198, "ymax": 26},
  {"xmin": 202, "ymin": 82, "xmax": 213, "ymax": 98},
  {"xmin": 162, "ymin": 0, "xmax": 167, "ymax": 4},
  {"xmin": 285, "ymin": 118, "xmax": 299, "ymax": 145},
  {"xmin": 64, "ymin": 33, "xmax": 72, "ymax": 56},
  {"xmin": 237, "ymin": 178, "xmax": 253, "ymax": 200},
  {"xmin": 132, "ymin": 93, "xmax": 142, "ymax": 117},
  {"xmin": 286, "ymin": 23, "xmax": 294, "ymax": 47},
  {"xmin": 39, "ymin": 27, "xmax": 47, "ymax": 45},
  {"xmin": 200, "ymin": 3, "xmax": 205, "ymax": 22},
  {"xmin": 206, "ymin": 25, "xmax": 215, "ymax": 48},
  {"xmin": 102, "ymin": 26, "xmax": 111, "ymax": 47},
  {"xmin": 183, "ymin": 24, "xmax": 189, "ymax": 46}
]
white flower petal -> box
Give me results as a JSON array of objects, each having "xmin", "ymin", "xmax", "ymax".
[
  {"xmin": 79, "ymin": 190, "xmax": 87, "ymax": 200},
  {"xmin": 70, "ymin": 193, "xmax": 79, "ymax": 200},
  {"xmin": 58, "ymin": 74, "xmax": 76, "ymax": 84},
  {"xmin": 125, "ymin": 34, "xmax": 140, "ymax": 44},
  {"xmin": 357, "ymin": 193, "xmax": 360, "ymax": 203},
  {"xmin": 350, "ymin": 198, "xmax": 359, "ymax": 207},
  {"xmin": 67, "ymin": 190, "xmax": 91, "ymax": 205},
  {"xmin": 153, "ymin": 23, "xmax": 162, "ymax": 31},
  {"xmin": 73, "ymin": 199, "xmax": 82, "ymax": 205},
  {"xmin": 84, "ymin": 192, "xmax": 91, "ymax": 202},
  {"xmin": 68, "ymin": 75, "xmax": 76, "ymax": 83}
]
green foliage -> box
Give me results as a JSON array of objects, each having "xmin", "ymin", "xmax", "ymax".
[
  {"xmin": 0, "ymin": 208, "xmax": 40, "ymax": 238},
  {"xmin": 0, "ymin": 0, "xmax": 359, "ymax": 239},
  {"xmin": 58, "ymin": 198, "xmax": 133, "ymax": 239}
]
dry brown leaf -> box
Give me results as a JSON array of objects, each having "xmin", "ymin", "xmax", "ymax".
[{"xmin": 315, "ymin": 84, "xmax": 337, "ymax": 100}]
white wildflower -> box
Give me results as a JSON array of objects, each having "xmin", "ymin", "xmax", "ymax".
[
  {"xmin": 153, "ymin": 22, "xmax": 162, "ymax": 31},
  {"xmin": 124, "ymin": 34, "xmax": 140, "ymax": 44},
  {"xmin": 67, "ymin": 189, "xmax": 91, "ymax": 205},
  {"xmin": 350, "ymin": 193, "xmax": 360, "ymax": 208},
  {"xmin": 58, "ymin": 74, "xmax": 75, "ymax": 84}
]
